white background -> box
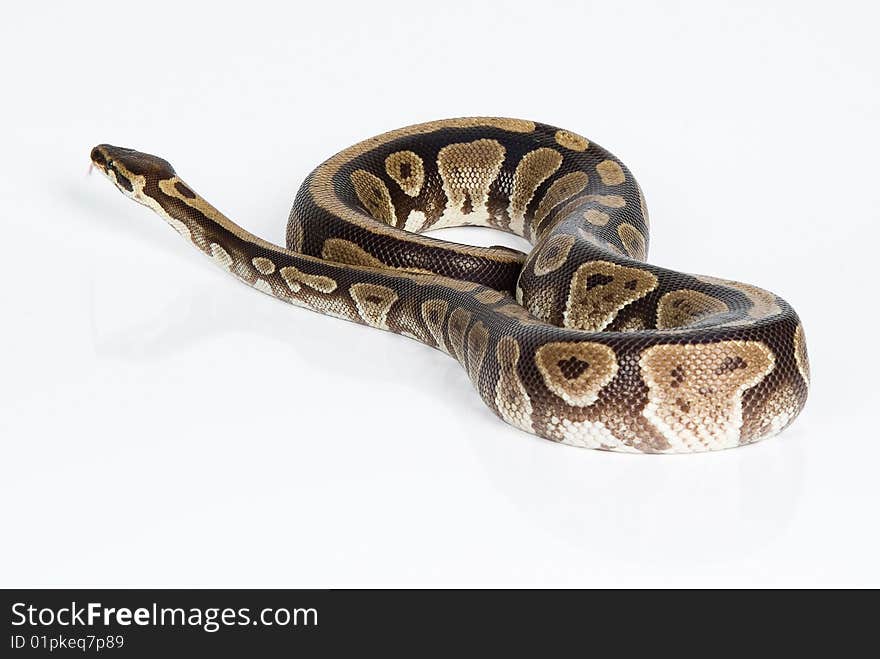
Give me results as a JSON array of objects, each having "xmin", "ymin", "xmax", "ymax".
[{"xmin": 2, "ymin": 0, "xmax": 878, "ymax": 587}]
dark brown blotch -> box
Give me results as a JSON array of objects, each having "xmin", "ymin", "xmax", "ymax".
[
  {"xmin": 558, "ymin": 356, "xmax": 590, "ymax": 380},
  {"xmin": 669, "ymin": 366, "xmax": 685, "ymax": 388},
  {"xmin": 174, "ymin": 181, "xmax": 196, "ymax": 199},
  {"xmin": 715, "ymin": 356, "xmax": 747, "ymax": 375},
  {"xmin": 108, "ymin": 164, "xmax": 133, "ymax": 192},
  {"xmin": 584, "ymin": 273, "xmax": 614, "ymax": 290},
  {"xmin": 461, "ymin": 191, "xmax": 474, "ymax": 215}
]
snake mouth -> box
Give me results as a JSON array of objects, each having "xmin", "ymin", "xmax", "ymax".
[
  {"xmin": 89, "ymin": 145, "xmax": 136, "ymax": 194},
  {"xmin": 89, "ymin": 145, "xmax": 109, "ymax": 171}
]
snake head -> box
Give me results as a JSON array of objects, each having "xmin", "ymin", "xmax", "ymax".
[{"xmin": 90, "ymin": 145, "xmax": 176, "ymax": 202}]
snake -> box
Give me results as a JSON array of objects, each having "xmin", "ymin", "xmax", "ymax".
[{"xmin": 90, "ymin": 117, "xmax": 809, "ymax": 453}]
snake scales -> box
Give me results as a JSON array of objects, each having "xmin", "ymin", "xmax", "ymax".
[{"xmin": 90, "ymin": 118, "xmax": 809, "ymax": 453}]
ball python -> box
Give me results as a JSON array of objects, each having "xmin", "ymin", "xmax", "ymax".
[{"xmin": 90, "ymin": 117, "xmax": 809, "ymax": 453}]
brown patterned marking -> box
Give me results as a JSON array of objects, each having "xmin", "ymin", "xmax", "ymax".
[
  {"xmin": 656, "ymin": 290, "xmax": 729, "ymax": 329},
  {"xmin": 321, "ymin": 240, "xmax": 435, "ymax": 276},
  {"xmin": 279, "ymin": 266, "xmax": 337, "ymax": 294},
  {"xmin": 447, "ymin": 308, "xmax": 472, "ymax": 364},
  {"xmin": 578, "ymin": 233, "xmax": 627, "ymax": 258},
  {"xmin": 617, "ymin": 223, "xmax": 646, "ymax": 260},
  {"xmin": 535, "ymin": 342, "xmax": 618, "ymax": 407},
  {"xmin": 254, "ymin": 279, "xmax": 273, "ymax": 295},
  {"xmin": 723, "ymin": 282, "xmax": 781, "ymax": 320},
  {"xmin": 157, "ymin": 176, "xmax": 185, "ymax": 201},
  {"xmin": 349, "ymin": 283, "xmax": 398, "ymax": 329},
  {"xmin": 483, "ymin": 118, "xmax": 535, "ymax": 132},
  {"xmin": 403, "ymin": 210, "xmax": 428, "ymax": 233},
  {"xmin": 322, "ymin": 238, "xmax": 386, "ymax": 269},
  {"xmin": 550, "ymin": 196, "xmax": 590, "ymax": 226},
  {"xmin": 436, "ymin": 139, "xmax": 506, "ymax": 225},
  {"xmin": 494, "ymin": 337, "xmax": 533, "ymax": 432},
  {"xmin": 140, "ymin": 178, "xmax": 197, "ymax": 242},
  {"xmin": 547, "ymin": 194, "xmax": 620, "ymax": 232},
  {"xmin": 637, "ymin": 183, "xmax": 650, "ymax": 229},
  {"xmin": 252, "ymin": 257, "xmax": 276, "ymax": 275},
  {"xmin": 508, "ymin": 148, "xmax": 563, "ymax": 236},
  {"xmin": 596, "ymin": 160, "xmax": 626, "ymax": 185},
  {"xmin": 496, "ymin": 303, "xmax": 542, "ymax": 324},
  {"xmin": 305, "ymin": 118, "xmax": 570, "ymax": 261},
  {"xmin": 475, "ymin": 288, "xmax": 506, "ymax": 304},
  {"xmin": 618, "ymin": 315, "xmax": 647, "ymax": 332},
  {"xmin": 167, "ymin": 215, "xmax": 193, "ymax": 242},
  {"xmin": 549, "ymin": 418, "xmax": 634, "ymax": 451},
  {"xmin": 583, "ymin": 209, "xmax": 610, "ymax": 226},
  {"xmin": 466, "ymin": 321, "xmax": 490, "ymax": 387},
  {"xmin": 584, "ymin": 194, "xmax": 626, "ymax": 208},
  {"xmin": 695, "ymin": 275, "xmax": 782, "ymax": 320},
  {"xmin": 400, "ymin": 322, "xmax": 435, "ymax": 347},
  {"xmin": 350, "ymin": 169, "xmax": 395, "ymax": 224},
  {"xmin": 745, "ymin": 285, "xmax": 780, "ymax": 318},
  {"xmin": 639, "ymin": 341, "xmax": 776, "ymax": 452},
  {"xmin": 794, "ymin": 324, "xmax": 810, "ymax": 385},
  {"xmin": 409, "ymin": 273, "xmax": 480, "ymax": 292},
  {"xmin": 421, "ymin": 299, "xmax": 449, "ymax": 352},
  {"xmin": 525, "ymin": 287, "xmax": 557, "ymax": 323},
  {"xmin": 748, "ymin": 382, "xmax": 802, "ymax": 441},
  {"xmin": 564, "ymin": 261, "xmax": 658, "ymax": 331},
  {"xmin": 209, "ymin": 243, "xmax": 233, "ymax": 270},
  {"xmin": 294, "ymin": 293, "xmax": 359, "ymax": 323},
  {"xmin": 736, "ymin": 282, "xmax": 781, "ymax": 319},
  {"xmin": 554, "ymin": 130, "xmax": 589, "ymax": 151},
  {"xmin": 154, "ymin": 162, "xmax": 310, "ymax": 251},
  {"xmin": 534, "ymin": 234, "xmax": 576, "ymax": 276},
  {"xmin": 533, "ymin": 172, "xmax": 590, "ymax": 230},
  {"xmin": 174, "ymin": 181, "xmax": 196, "ymax": 199},
  {"xmin": 385, "ymin": 151, "xmax": 425, "ymax": 197},
  {"xmin": 287, "ymin": 213, "xmax": 304, "ymax": 252}
]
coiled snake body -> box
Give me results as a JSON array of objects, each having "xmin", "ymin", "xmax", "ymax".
[{"xmin": 91, "ymin": 118, "xmax": 809, "ymax": 453}]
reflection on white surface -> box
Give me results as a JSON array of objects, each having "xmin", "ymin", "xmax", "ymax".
[{"xmin": 467, "ymin": 425, "xmax": 804, "ymax": 565}]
